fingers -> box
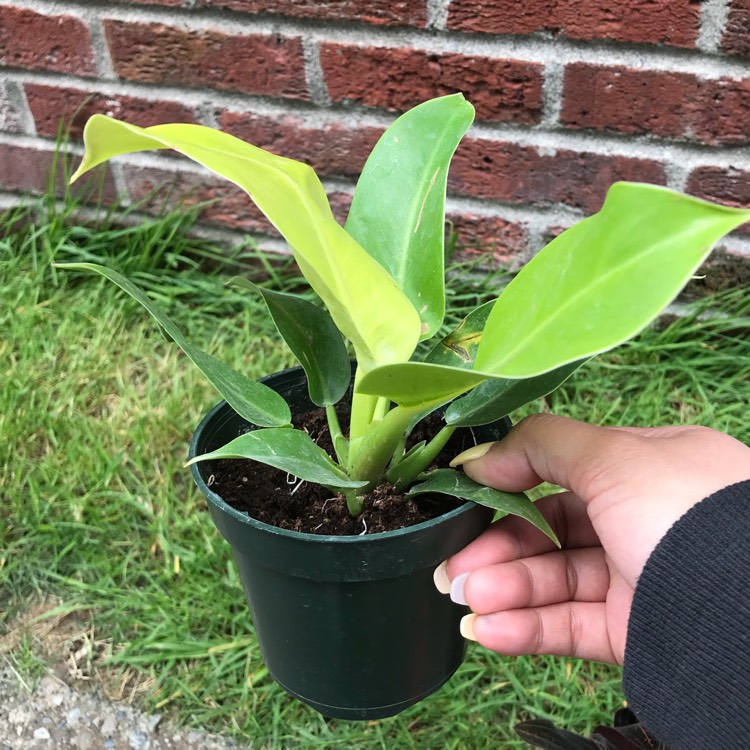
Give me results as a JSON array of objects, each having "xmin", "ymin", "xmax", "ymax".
[
  {"xmin": 460, "ymin": 572, "xmax": 634, "ymax": 665},
  {"xmin": 444, "ymin": 491, "xmax": 599, "ymax": 581},
  {"xmin": 452, "ymin": 547, "xmax": 610, "ymax": 614},
  {"xmin": 453, "ymin": 413, "xmax": 626, "ymax": 498},
  {"xmin": 461, "ymin": 601, "xmax": 619, "ymax": 664}
]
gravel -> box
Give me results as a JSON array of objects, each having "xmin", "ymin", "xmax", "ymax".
[{"xmin": 0, "ymin": 667, "xmax": 249, "ymax": 750}]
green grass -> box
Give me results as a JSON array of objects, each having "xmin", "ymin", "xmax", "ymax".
[{"xmin": 2, "ymin": 189, "xmax": 749, "ymax": 749}]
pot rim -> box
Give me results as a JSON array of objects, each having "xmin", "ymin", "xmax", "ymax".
[{"xmin": 189, "ymin": 397, "xmax": 482, "ymax": 546}]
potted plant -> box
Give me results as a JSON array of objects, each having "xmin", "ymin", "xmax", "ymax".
[{"xmin": 55, "ymin": 94, "xmax": 750, "ymax": 719}]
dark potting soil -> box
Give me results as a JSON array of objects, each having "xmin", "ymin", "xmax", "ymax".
[{"xmin": 205, "ymin": 408, "xmax": 475, "ymax": 536}]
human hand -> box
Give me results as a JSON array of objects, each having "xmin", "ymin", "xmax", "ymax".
[{"xmin": 434, "ymin": 414, "xmax": 750, "ymax": 665}]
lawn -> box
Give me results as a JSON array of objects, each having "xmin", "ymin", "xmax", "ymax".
[{"xmin": 2, "ymin": 188, "xmax": 749, "ymax": 749}]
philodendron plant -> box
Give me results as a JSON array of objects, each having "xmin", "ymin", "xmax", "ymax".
[{"xmin": 56, "ymin": 94, "xmax": 750, "ymax": 544}]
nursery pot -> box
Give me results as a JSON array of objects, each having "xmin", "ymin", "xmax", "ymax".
[{"xmin": 189, "ymin": 366, "xmax": 510, "ymax": 720}]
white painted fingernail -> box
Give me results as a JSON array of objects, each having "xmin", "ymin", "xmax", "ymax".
[
  {"xmin": 433, "ymin": 561, "xmax": 451, "ymax": 594},
  {"xmin": 450, "ymin": 572, "xmax": 470, "ymax": 605},
  {"xmin": 450, "ymin": 441, "xmax": 495, "ymax": 468},
  {"xmin": 460, "ymin": 613, "xmax": 477, "ymax": 641}
]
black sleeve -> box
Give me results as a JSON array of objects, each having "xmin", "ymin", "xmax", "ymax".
[{"xmin": 623, "ymin": 479, "xmax": 750, "ymax": 750}]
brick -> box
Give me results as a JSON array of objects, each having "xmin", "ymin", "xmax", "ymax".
[
  {"xmin": 320, "ymin": 44, "xmax": 543, "ymax": 124},
  {"xmin": 109, "ymin": 0, "xmax": 183, "ymax": 5},
  {"xmin": 198, "ymin": 0, "xmax": 427, "ymax": 27},
  {"xmin": 25, "ymin": 85, "xmax": 199, "ymax": 140},
  {"xmin": 723, "ymin": 0, "xmax": 750, "ymax": 57},
  {"xmin": 218, "ymin": 111, "xmax": 382, "ymax": 178},
  {"xmin": 446, "ymin": 212, "xmax": 528, "ymax": 264},
  {"xmin": 125, "ymin": 162, "xmax": 527, "ymax": 259},
  {"xmin": 561, "ymin": 65, "xmax": 750, "ymax": 146},
  {"xmin": 449, "ymin": 139, "xmax": 667, "ymax": 213},
  {"xmin": 104, "ymin": 21, "xmax": 308, "ymax": 100},
  {"xmin": 124, "ymin": 166, "xmax": 351, "ymax": 232},
  {"xmin": 687, "ymin": 167, "xmax": 750, "ymax": 233},
  {"xmin": 0, "ymin": 82, "xmax": 23, "ymax": 133},
  {"xmin": 447, "ymin": 0, "xmax": 700, "ymax": 48},
  {"xmin": 0, "ymin": 144, "xmax": 117, "ymax": 202},
  {"xmin": 681, "ymin": 251, "xmax": 750, "ymax": 300},
  {"xmin": 0, "ymin": 7, "xmax": 95, "ymax": 75}
]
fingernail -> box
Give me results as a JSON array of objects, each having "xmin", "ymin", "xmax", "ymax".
[
  {"xmin": 433, "ymin": 561, "xmax": 451, "ymax": 594},
  {"xmin": 450, "ymin": 572, "xmax": 470, "ymax": 606},
  {"xmin": 460, "ymin": 613, "xmax": 477, "ymax": 641},
  {"xmin": 450, "ymin": 442, "xmax": 495, "ymax": 468}
]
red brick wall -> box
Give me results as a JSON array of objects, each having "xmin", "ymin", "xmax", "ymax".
[{"xmin": 1, "ymin": 0, "xmax": 749, "ymax": 265}]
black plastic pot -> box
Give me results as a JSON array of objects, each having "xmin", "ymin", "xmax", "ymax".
[{"xmin": 189, "ymin": 367, "xmax": 510, "ymax": 720}]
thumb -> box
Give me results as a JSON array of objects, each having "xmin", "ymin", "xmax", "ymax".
[{"xmin": 452, "ymin": 413, "xmax": 623, "ymax": 497}]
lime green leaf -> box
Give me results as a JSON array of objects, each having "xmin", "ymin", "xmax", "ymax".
[
  {"xmin": 475, "ymin": 183, "xmax": 750, "ymax": 378},
  {"xmin": 424, "ymin": 300, "xmax": 494, "ymax": 368},
  {"xmin": 409, "ymin": 469, "xmax": 559, "ymax": 546},
  {"xmin": 54, "ymin": 262, "xmax": 290, "ymax": 427},
  {"xmin": 346, "ymin": 94, "xmax": 475, "ymax": 340},
  {"xmin": 357, "ymin": 361, "xmax": 488, "ymax": 407},
  {"xmin": 228, "ymin": 278, "xmax": 350, "ymax": 407},
  {"xmin": 71, "ymin": 115, "xmax": 421, "ymax": 371},
  {"xmin": 186, "ymin": 428, "xmax": 367, "ymax": 490},
  {"xmin": 445, "ymin": 359, "xmax": 586, "ymax": 427}
]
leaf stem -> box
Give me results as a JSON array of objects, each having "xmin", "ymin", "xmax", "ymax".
[
  {"xmin": 372, "ymin": 396, "xmax": 389, "ymax": 421},
  {"xmin": 348, "ymin": 367, "xmax": 377, "ymax": 447},
  {"xmin": 344, "ymin": 489, "xmax": 364, "ymax": 517},
  {"xmin": 390, "ymin": 425, "xmax": 457, "ymax": 491},
  {"xmin": 348, "ymin": 404, "xmax": 420, "ymax": 484},
  {"xmin": 326, "ymin": 404, "xmax": 348, "ymax": 465},
  {"xmin": 388, "ymin": 432, "xmax": 410, "ymax": 470}
]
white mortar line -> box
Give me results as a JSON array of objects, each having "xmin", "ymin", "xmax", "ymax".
[
  {"xmin": 697, "ymin": 0, "xmax": 731, "ymax": 53},
  {"xmin": 448, "ymin": 194, "xmax": 583, "ymax": 226},
  {"xmin": 302, "ymin": 38, "xmax": 330, "ymax": 107},
  {"xmin": 108, "ymin": 160, "xmax": 132, "ymax": 203},
  {"xmin": 540, "ymin": 60, "xmax": 564, "ymax": 128},
  {"xmin": 0, "ymin": 188, "xmax": 293, "ymax": 251},
  {"xmin": 4, "ymin": 79, "xmax": 36, "ymax": 135},
  {"xmin": 5, "ymin": 67, "xmax": 750, "ymax": 172},
  {"xmin": 426, "ymin": 0, "xmax": 450, "ymax": 31},
  {"xmin": 724, "ymin": 236, "xmax": 750, "ymax": 257},
  {"xmin": 0, "ymin": 129, "xmax": 583, "ymax": 227},
  {"xmin": 664, "ymin": 161, "xmax": 691, "ymax": 192},
  {"xmin": 4, "ymin": 0, "xmax": 750, "ymax": 80},
  {"xmin": 85, "ymin": 16, "xmax": 117, "ymax": 79}
]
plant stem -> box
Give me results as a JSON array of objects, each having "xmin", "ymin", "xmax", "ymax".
[
  {"xmin": 372, "ymin": 396, "xmax": 389, "ymax": 421},
  {"xmin": 325, "ymin": 404, "xmax": 348, "ymax": 465},
  {"xmin": 344, "ymin": 489, "xmax": 364, "ymax": 516},
  {"xmin": 419, "ymin": 425, "xmax": 457, "ymax": 467},
  {"xmin": 388, "ymin": 425, "xmax": 457, "ymax": 491},
  {"xmin": 348, "ymin": 404, "xmax": 421, "ymax": 484},
  {"xmin": 388, "ymin": 432, "xmax": 410, "ymax": 470},
  {"xmin": 348, "ymin": 367, "xmax": 377, "ymax": 447}
]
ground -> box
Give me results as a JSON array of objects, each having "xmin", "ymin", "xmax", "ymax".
[{"xmin": 0, "ymin": 668, "xmax": 247, "ymax": 750}]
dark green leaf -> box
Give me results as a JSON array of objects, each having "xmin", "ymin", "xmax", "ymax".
[
  {"xmin": 408, "ymin": 469, "xmax": 559, "ymax": 545},
  {"xmin": 54, "ymin": 262, "xmax": 291, "ymax": 427},
  {"xmin": 515, "ymin": 720, "xmax": 602, "ymax": 750},
  {"xmin": 228, "ymin": 278, "xmax": 350, "ymax": 407},
  {"xmin": 186, "ymin": 428, "xmax": 367, "ymax": 490},
  {"xmin": 445, "ymin": 359, "xmax": 586, "ymax": 426}
]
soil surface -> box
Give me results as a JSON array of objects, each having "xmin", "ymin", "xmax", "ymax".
[
  {"xmin": 0, "ymin": 665, "xmax": 248, "ymax": 750},
  {"xmin": 206, "ymin": 408, "xmax": 476, "ymax": 535}
]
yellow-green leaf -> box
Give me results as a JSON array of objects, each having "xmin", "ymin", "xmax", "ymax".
[
  {"xmin": 71, "ymin": 115, "xmax": 421, "ymax": 372},
  {"xmin": 475, "ymin": 183, "xmax": 750, "ymax": 378}
]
